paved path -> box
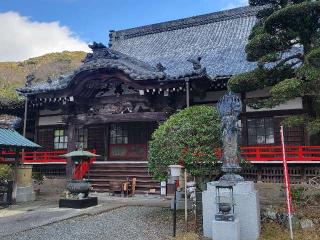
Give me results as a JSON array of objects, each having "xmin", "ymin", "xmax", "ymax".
[
  {"xmin": 0, "ymin": 194, "xmax": 170, "ymax": 239},
  {"xmin": 5, "ymin": 206, "xmax": 176, "ymax": 240},
  {"xmin": 0, "ymin": 202, "xmax": 124, "ymax": 238}
]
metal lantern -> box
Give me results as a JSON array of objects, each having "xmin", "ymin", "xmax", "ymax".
[
  {"xmin": 215, "ymin": 181, "xmax": 235, "ymax": 222},
  {"xmin": 168, "ymin": 164, "xmax": 184, "ymax": 237},
  {"xmin": 60, "ymin": 149, "xmax": 100, "ymax": 197},
  {"xmin": 169, "ymin": 165, "xmax": 183, "ymax": 178}
]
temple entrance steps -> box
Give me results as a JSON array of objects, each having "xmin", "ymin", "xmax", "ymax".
[{"xmin": 87, "ymin": 162, "xmax": 160, "ymax": 194}]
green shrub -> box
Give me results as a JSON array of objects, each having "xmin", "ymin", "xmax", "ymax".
[
  {"xmin": 148, "ymin": 105, "xmax": 221, "ymax": 181},
  {"xmin": 0, "ymin": 165, "xmax": 13, "ymax": 181},
  {"xmin": 32, "ymin": 172, "xmax": 44, "ymax": 185}
]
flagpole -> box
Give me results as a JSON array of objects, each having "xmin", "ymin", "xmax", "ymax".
[{"xmin": 280, "ymin": 126, "xmax": 294, "ymax": 240}]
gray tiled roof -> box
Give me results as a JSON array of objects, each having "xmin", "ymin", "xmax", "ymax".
[
  {"xmin": 110, "ymin": 5, "xmax": 264, "ymax": 78},
  {"xmin": 19, "ymin": 5, "xmax": 264, "ymax": 95},
  {"xmin": 0, "ymin": 114, "xmax": 21, "ymax": 129},
  {"xmin": 18, "ymin": 46, "xmax": 165, "ymax": 94}
]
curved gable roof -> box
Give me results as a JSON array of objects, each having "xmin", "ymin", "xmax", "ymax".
[{"xmin": 18, "ymin": 5, "xmax": 265, "ymax": 95}]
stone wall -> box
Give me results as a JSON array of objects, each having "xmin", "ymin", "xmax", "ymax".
[
  {"xmin": 255, "ymin": 182, "xmax": 286, "ymax": 206},
  {"xmin": 33, "ymin": 177, "xmax": 66, "ymax": 196}
]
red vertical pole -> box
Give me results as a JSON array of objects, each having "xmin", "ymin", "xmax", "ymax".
[{"xmin": 280, "ymin": 126, "xmax": 294, "ymax": 239}]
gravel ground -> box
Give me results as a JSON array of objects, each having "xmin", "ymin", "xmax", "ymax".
[{"xmin": 5, "ymin": 206, "xmax": 181, "ymax": 240}]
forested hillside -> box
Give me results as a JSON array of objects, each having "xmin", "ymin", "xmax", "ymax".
[{"xmin": 0, "ymin": 51, "xmax": 86, "ymax": 101}]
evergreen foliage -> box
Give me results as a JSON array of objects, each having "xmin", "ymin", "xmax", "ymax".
[
  {"xmin": 0, "ymin": 51, "xmax": 86, "ymax": 111},
  {"xmin": 229, "ymin": 0, "xmax": 320, "ymax": 134},
  {"xmin": 148, "ymin": 105, "xmax": 221, "ymax": 181},
  {"xmin": 0, "ymin": 165, "xmax": 13, "ymax": 181}
]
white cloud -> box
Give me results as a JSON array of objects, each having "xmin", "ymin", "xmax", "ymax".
[
  {"xmin": 0, "ymin": 11, "xmax": 90, "ymax": 62},
  {"xmin": 223, "ymin": 0, "xmax": 249, "ymax": 10}
]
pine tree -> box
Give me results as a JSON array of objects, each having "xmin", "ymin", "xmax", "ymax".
[{"xmin": 229, "ymin": 0, "xmax": 320, "ymax": 136}]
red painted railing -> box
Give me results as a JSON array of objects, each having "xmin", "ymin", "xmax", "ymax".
[
  {"xmin": 2, "ymin": 146, "xmax": 320, "ymax": 165},
  {"xmin": 0, "ymin": 149, "xmax": 97, "ymax": 179},
  {"xmin": 23, "ymin": 150, "xmax": 68, "ymax": 163},
  {"xmin": 240, "ymin": 145, "xmax": 320, "ymax": 162}
]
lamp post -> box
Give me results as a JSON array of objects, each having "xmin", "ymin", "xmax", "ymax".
[
  {"xmin": 169, "ymin": 164, "xmax": 184, "ymax": 237},
  {"xmin": 184, "ymin": 77, "xmax": 190, "ymax": 223},
  {"xmin": 22, "ymin": 75, "xmax": 35, "ymax": 163}
]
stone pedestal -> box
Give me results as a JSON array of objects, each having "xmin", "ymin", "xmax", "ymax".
[
  {"xmin": 16, "ymin": 165, "xmax": 35, "ymax": 203},
  {"xmin": 202, "ymin": 181, "xmax": 260, "ymax": 240},
  {"xmin": 16, "ymin": 186, "xmax": 35, "ymax": 202},
  {"xmin": 212, "ymin": 218, "xmax": 240, "ymax": 240},
  {"xmin": 59, "ymin": 197, "xmax": 98, "ymax": 209}
]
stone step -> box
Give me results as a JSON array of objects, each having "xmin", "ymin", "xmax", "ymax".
[
  {"xmin": 89, "ymin": 178, "xmax": 159, "ymax": 184},
  {"xmin": 87, "ymin": 162, "xmax": 159, "ymax": 195}
]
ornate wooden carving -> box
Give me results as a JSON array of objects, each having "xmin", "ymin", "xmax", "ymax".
[
  {"xmin": 89, "ymin": 100, "xmax": 154, "ymax": 115},
  {"xmin": 75, "ymin": 112, "xmax": 166, "ymax": 125}
]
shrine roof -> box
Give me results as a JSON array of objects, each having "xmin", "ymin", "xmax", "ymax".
[
  {"xmin": 0, "ymin": 127, "xmax": 40, "ymax": 149},
  {"xmin": 0, "ymin": 114, "xmax": 21, "ymax": 129},
  {"xmin": 110, "ymin": 5, "xmax": 265, "ymax": 78},
  {"xmin": 18, "ymin": 5, "xmax": 265, "ymax": 95}
]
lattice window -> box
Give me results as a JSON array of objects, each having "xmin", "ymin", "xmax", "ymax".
[
  {"xmin": 110, "ymin": 124, "xmax": 128, "ymax": 144},
  {"xmin": 76, "ymin": 128, "xmax": 88, "ymax": 149},
  {"xmin": 109, "ymin": 123, "xmax": 148, "ymax": 160},
  {"xmin": 247, "ymin": 117, "xmax": 274, "ymax": 145},
  {"xmin": 54, "ymin": 129, "xmax": 68, "ymax": 149}
]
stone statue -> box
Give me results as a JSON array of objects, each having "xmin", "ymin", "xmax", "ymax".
[{"xmin": 217, "ymin": 92, "xmax": 243, "ymax": 181}]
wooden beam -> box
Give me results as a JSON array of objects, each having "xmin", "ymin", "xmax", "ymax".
[{"xmin": 75, "ymin": 112, "xmax": 166, "ymax": 125}]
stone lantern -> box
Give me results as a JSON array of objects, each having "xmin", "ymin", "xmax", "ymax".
[{"xmin": 215, "ymin": 181, "xmax": 235, "ymax": 222}]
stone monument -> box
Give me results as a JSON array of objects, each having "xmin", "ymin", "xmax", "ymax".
[
  {"xmin": 16, "ymin": 165, "xmax": 35, "ymax": 202},
  {"xmin": 202, "ymin": 92, "xmax": 260, "ymax": 240}
]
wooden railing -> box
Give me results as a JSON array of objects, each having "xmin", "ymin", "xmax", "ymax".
[
  {"xmin": 240, "ymin": 146, "xmax": 320, "ymax": 163},
  {"xmin": 2, "ymin": 146, "xmax": 320, "ymax": 165},
  {"xmin": 0, "ymin": 149, "xmax": 97, "ymax": 180},
  {"xmin": 23, "ymin": 150, "xmax": 68, "ymax": 164}
]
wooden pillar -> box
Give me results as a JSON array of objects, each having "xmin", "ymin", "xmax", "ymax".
[
  {"xmin": 104, "ymin": 124, "xmax": 109, "ymax": 161},
  {"xmin": 241, "ymin": 92, "xmax": 248, "ymax": 146},
  {"xmin": 11, "ymin": 148, "xmax": 20, "ymax": 203},
  {"xmin": 66, "ymin": 120, "xmax": 76, "ymax": 179},
  {"xmin": 257, "ymin": 165, "xmax": 262, "ymax": 182}
]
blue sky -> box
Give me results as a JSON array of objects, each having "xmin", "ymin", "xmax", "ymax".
[{"xmin": 0, "ymin": 0, "xmax": 248, "ymax": 61}]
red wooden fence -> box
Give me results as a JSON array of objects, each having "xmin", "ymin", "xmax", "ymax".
[
  {"xmin": 2, "ymin": 146, "xmax": 320, "ymax": 165},
  {"xmin": 0, "ymin": 149, "xmax": 97, "ymax": 179},
  {"xmin": 241, "ymin": 146, "xmax": 320, "ymax": 163}
]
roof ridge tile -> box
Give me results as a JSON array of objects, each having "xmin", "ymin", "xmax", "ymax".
[{"xmin": 110, "ymin": 5, "xmax": 265, "ymax": 41}]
